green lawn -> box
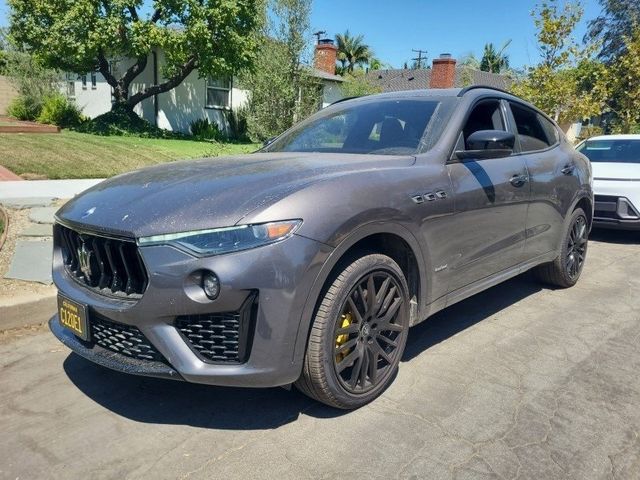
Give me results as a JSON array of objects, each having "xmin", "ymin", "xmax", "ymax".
[{"xmin": 0, "ymin": 131, "xmax": 259, "ymax": 179}]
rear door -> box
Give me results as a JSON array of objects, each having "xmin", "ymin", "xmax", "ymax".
[
  {"xmin": 445, "ymin": 98, "xmax": 530, "ymax": 293},
  {"xmin": 506, "ymin": 101, "xmax": 575, "ymax": 259}
]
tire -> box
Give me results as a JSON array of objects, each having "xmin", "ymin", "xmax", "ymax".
[
  {"xmin": 534, "ymin": 207, "xmax": 589, "ymax": 288},
  {"xmin": 295, "ymin": 254, "xmax": 410, "ymax": 409}
]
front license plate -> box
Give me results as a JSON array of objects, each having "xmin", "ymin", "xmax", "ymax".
[{"xmin": 58, "ymin": 294, "xmax": 90, "ymax": 341}]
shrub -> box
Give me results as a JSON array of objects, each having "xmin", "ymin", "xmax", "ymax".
[
  {"xmin": 75, "ymin": 105, "xmax": 186, "ymax": 138},
  {"xmin": 37, "ymin": 93, "xmax": 84, "ymax": 128},
  {"xmin": 7, "ymin": 95, "xmax": 41, "ymax": 121},
  {"xmin": 190, "ymin": 118, "xmax": 225, "ymax": 141},
  {"xmin": 226, "ymin": 108, "xmax": 249, "ymax": 141}
]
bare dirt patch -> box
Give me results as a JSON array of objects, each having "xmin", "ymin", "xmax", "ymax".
[{"xmin": 0, "ymin": 207, "xmax": 57, "ymax": 301}]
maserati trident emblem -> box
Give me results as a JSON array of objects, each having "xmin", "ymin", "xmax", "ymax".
[{"xmin": 77, "ymin": 242, "xmax": 93, "ymax": 280}]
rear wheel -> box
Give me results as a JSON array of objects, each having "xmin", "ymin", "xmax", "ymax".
[
  {"xmin": 295, "ymin": 254, "xmax": 409, "ymax": 409},
  {"xmin": 535, "ymin": 208, "xmax": 589, "ymax": 288}
]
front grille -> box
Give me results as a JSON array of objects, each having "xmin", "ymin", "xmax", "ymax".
[
  {"xmin": 91, "ymin": 314, "xmax": 164, "ymax": 362},
  {"xmin": 175, "ymin": 296, "xmax": 256, "ymax": 364},
  {"xmin": 58, "ymin": 224, "xmax": 148, "ymax": 298}
]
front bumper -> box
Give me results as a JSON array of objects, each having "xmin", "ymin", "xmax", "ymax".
[
  {"xmin": 593, "ymin": 179, "xmax": 640, "ymax": 230},
  {"xmin": 593, "ymin": 194, "xmax": 640, "ymax": 230},
  {"xmin": 52, "ymin": 224, "xmax": 333, "ymax": 388}
]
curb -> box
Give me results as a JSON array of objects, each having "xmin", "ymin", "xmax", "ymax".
[
  {"xmin": 0, "ymin": 291, "xmax": 57, "ymax": 331},
  {"xmin": 0, "ymin": 204, "xmax": 8, "ymax": 251}
]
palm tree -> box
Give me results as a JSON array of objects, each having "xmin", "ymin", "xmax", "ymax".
[
  {"xmin": 335, "ymin": 30, "xmax": 372, "ymax": 73},
  {"xmin": 480, "ymin": 40, "xmax": 511, "ymax": 73}
]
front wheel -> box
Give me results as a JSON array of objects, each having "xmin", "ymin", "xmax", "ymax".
[
  {"xmin": 295, "ymin": 254, "xmax": 410, "ymax": 409},
  {"xmin": 534, "ymin": 207, "xmax": 589, "ymax": 288}
]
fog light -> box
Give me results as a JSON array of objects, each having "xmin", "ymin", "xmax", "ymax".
[{"xmin": 202, "ymin": 272, "xmax": 220, "ymax": 300}]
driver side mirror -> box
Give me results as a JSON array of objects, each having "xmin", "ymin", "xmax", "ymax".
[{"xmin": 455, "ymin": 130, "xmax": 515, "ymax": 160}]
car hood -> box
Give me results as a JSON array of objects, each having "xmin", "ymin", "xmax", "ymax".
[
  {"xmin": 591, "ymin": 162, "xmax": 640, "ymax": 181},
  {"xmin": 56, "ymin": 152, "xmax": 414, "ymax": 238}
]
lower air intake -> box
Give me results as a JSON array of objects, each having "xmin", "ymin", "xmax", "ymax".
[{"xmin": 175, "ymin": 296, "xmax": 256, "ymax": 364}]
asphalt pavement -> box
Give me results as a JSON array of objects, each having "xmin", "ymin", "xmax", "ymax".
[{"xmin": 1, "ymin": 229, "xmax": 639, "ymax": 480}]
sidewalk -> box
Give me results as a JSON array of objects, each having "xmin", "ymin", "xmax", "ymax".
[{"xmin": 0, "ymin": 178, "xmax": 104, "ymax": 200}]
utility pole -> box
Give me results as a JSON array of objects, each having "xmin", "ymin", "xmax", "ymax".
[
  {"xmin": 411, "ymin": 49, "xmax": 428, "ymax": 69},
  {"xmin": 313, "ymin": 30, "xmax": 327, "ymax": 44}
]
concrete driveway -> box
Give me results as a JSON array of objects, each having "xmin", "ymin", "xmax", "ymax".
[{"xmin": 1, "ymin": 230, "xmax": 639, "ymax": 480}]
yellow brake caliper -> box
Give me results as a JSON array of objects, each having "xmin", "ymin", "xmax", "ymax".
[{"xmin": 335, "ymin": 312, "xmax": 352, "ymax": 362}]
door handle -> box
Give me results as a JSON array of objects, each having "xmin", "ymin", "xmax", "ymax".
[
  {"xmin": 510, "ymin": 173, "xmax": 528, "ymax": 188},
  {"xmin": 561, "ymin": 164, "xmax": 575, "ymax": 175}
]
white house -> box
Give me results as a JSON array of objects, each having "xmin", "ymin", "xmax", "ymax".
[{"xmin": 66, "ymin": 41, "xmax": 345, "ymax": 135}]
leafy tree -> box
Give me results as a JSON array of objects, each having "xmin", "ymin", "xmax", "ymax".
[
  {"xmin": 8, "ymin": 0, "xmax": 263, "ymax": 113},
  {"xmin": 335, "ymin": 31, "xmax": 372, "ymax": 73},
  {"xmin": 0, "ymin": 28, "xmax": 9, "ymax": 74},
  {"xmin": 241, "ymin": 0, "xmax": 321, "ymax": 141},
  {"xmin": 340, "ymin": 70, "xmax": 382, "ymax": 97},
  {"xmin": 605, "ymin": 27, "xmax": 640, "ymax": 132},
  {"xmin": 511, "ymin": 1, "xmax": 608, "ymax": 125},
  {"xmin": 459, "ymin": 52, "xmax": 480, "ymax": 70},
  {"xmin": 480, "ymin": 40, "xmax": 511, "ymax": 73},
  {"xmin": 368, "ymin": 58, "xmax": 388, "ymax": 71},
  {"xmin": 586, "ymin": 0, "xmax": 640, "ymax": 60}
]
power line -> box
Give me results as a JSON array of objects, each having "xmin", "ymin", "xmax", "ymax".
[{"xmin": 411, "ymin": 49, "xmax": 428, "ymax": 69}]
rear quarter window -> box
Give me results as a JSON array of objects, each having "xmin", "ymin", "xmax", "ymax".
[{"xmin": 509, "ymin": 102, "xmax": 555, "ymax": 152}]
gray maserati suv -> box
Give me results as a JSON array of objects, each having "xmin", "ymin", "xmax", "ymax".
[{"xmin": 50, "ymin": 86, "xmax": 593, "ymax": 409}]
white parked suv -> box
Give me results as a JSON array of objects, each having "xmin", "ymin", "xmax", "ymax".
[{"xmin": 577, "ymin": 135, "xmax": 640, "ymax": 230}]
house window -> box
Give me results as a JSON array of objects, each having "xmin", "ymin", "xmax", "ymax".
[
  {"xmin": 91, "ymin": 71, "xmax": 97, "ymax": 90},
  {"xmin": 205, "ymin": 77, "xmax": 231, "ymax": 109},
  {"xmin": 66, "ymin": 73, "xmax": 76, "ymax": 98},
  {"xmin": 81, "ymin": 74, "xmax": 87, "ymax": 90}
]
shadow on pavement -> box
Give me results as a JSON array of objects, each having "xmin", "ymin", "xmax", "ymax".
[
  {"xmin": 63, "ymin": 353, "xmax": 343, "ymax": 429},
  {"xmin": 403, "ymin": 272, "xmax": 543, "ymax": 361},
  {"xmin": 589, "ymin": 227, "xmax": 640, "ymax": 245},
  {"xmin": 63, "ymin": 272, "xmax": 545, "ymax": 428}
]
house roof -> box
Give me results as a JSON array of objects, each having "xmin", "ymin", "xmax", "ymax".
[
  {"xmin": 365, "ymin": 67, "xmax": 512, "ymax": 92},
  {"xmin": 309, "ymin": 68, "xmax": 345, "ymax": 83}
]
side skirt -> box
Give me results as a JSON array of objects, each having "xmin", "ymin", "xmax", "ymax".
[{"xmin": 415, "ymin": 250, "xmax": 558, "ymax": 325}]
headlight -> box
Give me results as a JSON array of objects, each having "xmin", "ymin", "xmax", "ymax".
[{"xmin": 137, "ymin": 220, "xmax": 302, "ymax": 256}]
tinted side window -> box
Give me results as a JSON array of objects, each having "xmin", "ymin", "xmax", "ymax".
[
  {"xmin": 538, "ymin": 114, "xmax": 559, "ymax": 145},
  {"xmin": 509, "ymin": 103, "xmax": 552, "ymax": 152}
]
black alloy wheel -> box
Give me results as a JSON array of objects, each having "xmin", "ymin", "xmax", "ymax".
[
  {"xmin": 333, "ymin": 272, "xmax": 405, "ymax": 394},
  {"xmin": 534, "ymin": 207, "xmax": 589, "ymax": 288},
  {"xmin": 295, "ymin": 254, "xmax": 410, "ymax": 409},
  {"xmin": 566, "ymin": 214, "xmax": 588, "ymax": 279}
]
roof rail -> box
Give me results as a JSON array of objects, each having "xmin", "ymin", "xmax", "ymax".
[
  {"xmin": 457, "ymin": 85, "xmax": 513, "ymax": 97},
  {"xmin": 330, "ymin": 96, "xmax": 364, "ymax": 106}
]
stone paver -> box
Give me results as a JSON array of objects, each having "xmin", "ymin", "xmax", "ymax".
[
  {"xmin": 0, "ymin": 230, "xmax": 639, "ymax": 479},
  {"xmin": 4, "ymin": 239, "xmax": 53, "ymax": 284},
  {"xmin": 20, "ymin": 223, "xmax": 53, "ymax": 237},
  {"xmin": 0, "ymin": 197, "xmax": 56, "ymax": 209},
  {"xmin": 29, "ymin": 207, "xmax": 58, "ymax": 224}
]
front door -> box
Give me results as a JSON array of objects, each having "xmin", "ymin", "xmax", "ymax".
[{"xmin": 445, "ymin": 99, "xmax": 530, "ymax": 293}]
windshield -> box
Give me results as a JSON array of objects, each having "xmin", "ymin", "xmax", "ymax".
[
  {"xmin": 264, "ymin": 98, "xmax": 444, "ymax": 156},
  {"xmin": 577, "ymin": 139, "xmax": 640, "ymax": 164}
]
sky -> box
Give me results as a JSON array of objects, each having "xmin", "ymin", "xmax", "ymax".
[{"xmin": 0, "ymin": 0, "xmax": 603, "ymax": 69}]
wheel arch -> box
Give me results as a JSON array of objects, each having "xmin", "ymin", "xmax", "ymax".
[
  {"xmin": 573, "ymin": 195, "xmax": 593, "ymax": 230},
  {"xmin": 292, "ymin": 222, "xmax": 431, "ymax": 367}
]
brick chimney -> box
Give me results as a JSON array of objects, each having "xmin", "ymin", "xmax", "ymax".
[
  {"xmin": 430, "ymin": 53, "xmax": 457, "ymax": 89},
  {"xmin": 314, "ymin": 38, "xmax": 338, "ymax": 75}
]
